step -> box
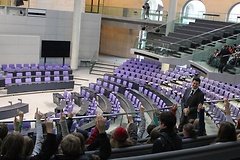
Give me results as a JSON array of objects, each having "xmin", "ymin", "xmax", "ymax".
[
  {"xmin": 91, "ymin": 67, "xmax": 114, "ymax": 72},
  {"xmin": 171, "ymin": 54, "xmax": 181, "ymax": 58},
  {"xmin": 90, "ymin": 70, "xmax": 112, "ymax": 76},
  {"xmin": 94, "ymin": 63, "xmax": 118, "ymax": 70},
  {"xmin": 95, "ymin": 61, "xmax": 119, "ymax": 67}
]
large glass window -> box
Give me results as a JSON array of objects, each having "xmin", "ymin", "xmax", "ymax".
[
  {"xmin": 182, "ymin": 0, "xmax": 206, "ymax": 24},
  {"xmin": 228, "ymin": 3, "xmax": 240, "ymax": 23}
]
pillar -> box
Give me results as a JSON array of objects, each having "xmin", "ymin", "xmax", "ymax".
[
  {"xmin": 161, "ymin": 63, "xmax": 170, "ymax": 73},
  {"xmin": 165, "ymin": 0, "xmax": 177, "ymax": 36},
  {"xmin": 70, "ymin": 0, "xmax": 85, "ymax": 70}
]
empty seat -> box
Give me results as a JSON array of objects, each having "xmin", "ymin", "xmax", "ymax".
[
  {"xmin": 25, "ymin": 77, "xmax": 32, "ymax": 84},
  {"xmin": 16, "ymin": 64, "xmax": 22, "ymax": 68},
  {"xmin": 63, "ymin": 71, "xmax": 68, "ymax": 76},
  {"xmin": 45, "ymin": 71, "xmax": 51, "ymax": 77},
  {"xmin": 15, "ymin": 79, "xmax": 22, "ymax": 85},
  {"xmin": 54, "ymin": 71, "xmax": 60, "ymax": 76},
  {"xmin": 6, "ymin": 73, "xmax": 13, "ymax": 77},
  {"xmin": 63, "ymin": 76, "xmax": 69, "ymax": 82},
  {"xmin": 54, "ymin": 76, "xmax": 60, "ymax": 82},
  {"xmin": 25, "ymin": 72, "xmax": 31, "ymax": 77},
  {"xmin": 45, "ymin": 77, "xmax": 51, "ymax": 83},
  {"xmin": 35, "ymin": 77, "xmax": 41, "ymax": 83},
  {"xmin": 16, "ymin": 72, "xmax": 23, "ymax": 77},
  {"xmin": 36, "ymin": 72, "xmax": 42, "ymax": 77},
  {"xmin": 5, "ymin": 77, "xmax": 12, "ymax": 86}
]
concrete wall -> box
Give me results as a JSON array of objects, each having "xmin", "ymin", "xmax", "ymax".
[
  {"xmin": 0, "ymin": 35, "xmax": 40, "ymax": 64},
  {"xmin": 0, "ymin": 6, "xmax": 101, "ymax": 66}
]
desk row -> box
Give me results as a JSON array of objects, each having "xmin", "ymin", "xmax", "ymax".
[{"xmin": 5, "ymin": 75, "xmax": 73, "ymax": 85}]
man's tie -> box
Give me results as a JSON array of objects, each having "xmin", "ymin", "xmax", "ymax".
[{"xmin": 189, "ymin": 90, "xmax": 194, "ymax": 97}]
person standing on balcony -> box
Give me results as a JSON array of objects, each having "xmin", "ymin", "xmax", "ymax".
[
  {"xmin": 142, "ymin": 3, "xmax": 150, "ymax": 19},
  {"xmin": 218, "ymin": 45, "xmax": 232, "ymax": 73}
]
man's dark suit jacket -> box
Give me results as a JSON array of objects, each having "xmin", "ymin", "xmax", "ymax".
[{"xmin": 181, "ymin": 88, "xmax": 204, "ymax": 120}]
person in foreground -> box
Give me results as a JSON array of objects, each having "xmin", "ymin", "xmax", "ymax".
[
  {"xmin": 52, "ymin": 114, "xmax": 111, "ymax": 160},
  {"xmin": 179, "ymin": 77, "xmax": 204, "ymax": 131},
  {"xmin": 152, "ymin": 111, "xmax": 182, "ymax": 153}
]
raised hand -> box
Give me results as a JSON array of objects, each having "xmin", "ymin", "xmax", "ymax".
[
  {"xmin": 35, "ymin": 108, "xmax": 43, "ymax": 122},
  {"xmin": 171, "ymin": 104, "xmax": 178, "ymax": 111},
  {"xmin": 224, "ymin": 98, "xmax": 230, "ymax": 115},
  {"xmin": 95, "ymin": 114, "xmax": 107, "ymax": 134},
  {"xmin": 44, "ymin": 118, "xmax": 54, "ymax": 134},
  {"xmin": 140, "ymin": 105, "xmax": 145, "ymax": 113}
]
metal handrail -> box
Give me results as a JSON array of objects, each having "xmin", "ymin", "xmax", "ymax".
[{"xmin": 0, "ymin": 107, "xmax": 171, "ymax": 123}]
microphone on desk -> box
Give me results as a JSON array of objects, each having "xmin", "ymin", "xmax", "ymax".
[
  {"xmin": 8, "ymin": 101, "xmax": 12, "ymax": 105},
  {"xmin": 18, "ymin": 99, "xmax": 22, "ymax": 103}
]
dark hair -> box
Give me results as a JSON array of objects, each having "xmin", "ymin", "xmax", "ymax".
[
  {"xmin": 183, "ymin": 123, "xmax": 197, "ymax": 138},
  {"xmin": 236, "ymin": 118, "xmax": 240, "ymax": 129},
  {"xmin": 159, "ymin": 111, "xmax": 176, "ymax": 130},
  {"xmin": 192, "ymin": 77, "xmax": 201, "ymax": 84},
  {"xmin": 1, "ymin": 132, "xmax": 24, "ymax": 159},
  {"xmin": 0, "ymin": 123, "xmax": 8, "ymax": 140},
  {"xmin": 147, "ymin": 124, "xmax": 157, "ymax": 135},
  {"xmin": 23, "ymin": 136, "xmax": 34, "ymax": 157},
  {"xmin": 215, "ymin": 121, "xmax": 236, "ymax": 143},
  {"xmin": 146, "ymin": 126, "xmax": 160, "ymax": 144},
  {"xmin": 61, "ymin": 134, "xmax": 82, "ymax": 156},
  {"xmin": 71, "ymin": 132, "xmax": 85, "ymax": 153}
]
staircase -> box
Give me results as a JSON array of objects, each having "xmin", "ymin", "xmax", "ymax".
[
  {"xmin": 89, "ymin": 61, "xmax": 119, "ymax": 76},
  {"xmin": 145, "ymin": 19, "xmax": 240, "ymax": 58}
]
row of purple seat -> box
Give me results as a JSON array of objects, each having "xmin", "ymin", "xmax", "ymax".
[
  {"xmin": 5, "ymin": 70, "xmax": 70, "ymax": 78},
  {"xmin": 5, "ymin": 76, "xmax": 70, "ymax": 86}
]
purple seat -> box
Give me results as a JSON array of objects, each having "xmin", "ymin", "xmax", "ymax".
[
  {"xmin": 63, "ymin": 71, "xmax": 68, "ymax": 76},
  {"xmin": 54, "ymin": 76, "xmax": 60, "ymax": 82},
  {"xmin": 46, "ymin": 66, "xmax": 53, "ymax": 70},
  {"xmin": 22, "ymin": 122, "xmax": 31, "ymax": 130},
  {"xmin": 16, "ymin": 64, "xmax": 22, "ymax": 68},
  {"xmin": 38, "ymin": 66, "xmax": 45, "ymax": 70},
  {"xmin": 45, "ymin": 77, "xmax": 51, "ymax": 83},
  {"xmin": 45, "ymin": 71, "xmax": 51, "ymax": 77},
  {"xmin": 35, "ymin": 77, "xmax": 41, "ymax": 83},
  {"xmin": 25, "ymin": 72, "xmax": 31, "ymax": 77},
  {"xmin": 9, "ymin": 64, "xmax": 15, "ymax": 69},
  {"xmin": 36, "ymin": 72, "xmax": 42, "ymax": 77},
  {"xmin": 114, "ymin": 86, "xmax": 119, "ymax": 92},
  {"xmin": 6, "ymin": 73, "xmax": 13, "ymax": 77},
  {"xmin": 89, "ymin": 83, "xmax": 95, "ymax": 89},
  {"xmin": 78, "ymin": 119, "xmax": 84, "ymax": 127},
  {"xmin": 5, "ymin": 77, "xmax": 12, "ymax": 86},
  {"xmin": 30, "ymin": 63, "xmax": 36, "ymax": 68},
  {"xmin": 16, "ymin": 72, "xmax": 23, "ymax": 77},
  {"xmin": 1, "ymin": 64, "xmax": 7, "ymax": 70},
  {"xmin": 15, "ymin": 78, "xmax": 22, "ymax": 85},
  {"xmin": 25, "ymin": 77, "xmax": 32, "ymax": 84},
  {"xmin": 54, "ymin": 71, "xmax": 59, "ymax": 76},
  {"xmin": 63, "ymin": 76, "xmax": 69, "ymax": 82},
  {"xmin": 23, "ymin": 64, "xmax": 29, "ymax": 68}
]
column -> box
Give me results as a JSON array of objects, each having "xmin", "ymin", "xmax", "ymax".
[
  {"xmin": 165, "ymin": 0, "xmax": 177, "ymax": 36},
  {"xmin": 161, "ymin": 63, "xmax": 170, "ymax": 73},
  {"xmin": 70, "ymin": 0, "xmax": 85, "ymax": 70}
]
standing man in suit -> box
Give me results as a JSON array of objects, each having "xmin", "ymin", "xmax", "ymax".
[
  {"xmin": 178, "ymin": 77, "xmax": 204, "ymax": 132},
  {"xmin": 218, "ymin": 45, "xmax": 231, "ymax": 73}
]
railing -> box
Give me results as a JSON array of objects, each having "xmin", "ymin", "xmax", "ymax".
[
  {"xmin": 192, "ymin": 33, "xmax": 240, "ymax": 63},
  {"xmin": 0, "ymin": 107, "xmax": 170, "ymax": 124},
  {"xmin": 85, "ymin": 5, "xmax": 168, "ymax": 22},
  {"xmin": 89, "ymin": 51, "xmax": 98, "ymax": 74}
]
